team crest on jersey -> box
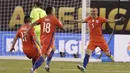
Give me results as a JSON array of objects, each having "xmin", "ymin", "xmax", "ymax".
[
  {"xmin": 95, "ymin": 20, "xmax": 99, "ymax": 23},
  {"xmin": 92, "ymin": 19, "xmax": 94, "ymax": 22}
]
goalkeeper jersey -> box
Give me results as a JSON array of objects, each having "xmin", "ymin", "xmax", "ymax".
[{"xmin": 30, "ymin": 7, "xmax": 46, "ymax": 31}]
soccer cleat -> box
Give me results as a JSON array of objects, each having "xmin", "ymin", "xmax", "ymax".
[
  {"xmin": 45, "ymin": 65, "xmax": 50, "ymax": 73},
  {"xmin": 30, "ymin": 68, "xmax": 34, "ymax": 73},
  {"xmin": 77, "ymin": 65, "xmax": 86, "ymax": 73}
]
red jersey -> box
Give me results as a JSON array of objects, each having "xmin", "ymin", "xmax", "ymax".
[
  {"xmin": 36, "ymin": 15, "xmax": 63, "ymax": 45},
  {"xmin": 85, "ymin": 16, "xmax": 107, "ymax": 42},
  {"xmin": 16, "ymin": 24, "xmax": 37, "ymax": 51}
]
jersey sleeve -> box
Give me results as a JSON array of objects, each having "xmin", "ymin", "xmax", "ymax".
[
  {"xmin": 55, "ymin": 17, "xmax": 63, "ymax": 28},
  {"xmin": 36, "ymin": 18, "xmax": 42, "ymax": 25},
  {"xmin": 100, "ymin": 17, "xmax": 107, "ymax": 23},
  {"xmin": 85, "ymin": 16, "xmax": 91, "ymax": 22},
  {"xmin": 30, "ymin": 28, "xmax": 36, "ymax": 36}
]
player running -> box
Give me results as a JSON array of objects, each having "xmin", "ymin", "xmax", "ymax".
[
  {"xmin": 30, "ymin": 2, "xmax": 56, "ymax": 71},
  {"xmin": 10, "ymin": 15, "xmax": 42, "ymax": 73},
  {"xmin": 23, "ymin": 6, "xmax": 65, "ymax": 73},
  {"xmin": 73, "ymin": 8, "xmax": 125, "ymax": 72}
]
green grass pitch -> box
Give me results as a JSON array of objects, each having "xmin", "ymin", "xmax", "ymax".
[{"xmin": 0, "ymin": 59, "xmax": 130, "ymax": 73}]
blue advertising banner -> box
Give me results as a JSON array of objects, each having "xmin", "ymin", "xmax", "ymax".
[
  {"xmin": 0, "ymin": 31, "xmax": 114, "ymax": 62},
  {"xmin": 0, "ymin": 31, "xmax": 2, "ymax": 55}
]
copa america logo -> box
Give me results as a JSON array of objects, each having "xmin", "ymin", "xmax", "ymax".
[{"xmin": 127, "ymin": 42, "xmax": 130, "ymax": 56}]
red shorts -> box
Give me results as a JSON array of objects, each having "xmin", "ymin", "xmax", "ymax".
[
  {"xmin": 41, "ymin": 41, "xmax": 54, "ymax": 56},
  {"xmin": 87, "ymin": 41, "xmax": 109, "ymax": 52},
  {"xmin": 23, "ymin": 48, "xmax": 40, "ymax": 60}
]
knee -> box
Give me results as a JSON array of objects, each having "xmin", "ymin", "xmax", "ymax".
[
  {"xmin": 52, "ymin": 48, "xmax": 55, "ymax": 51},
  {"xmin": 86, "ymin": 49, "xmax": 92, "ymax": 55},
  {"xmin": 52, "ymin": 46, "xmax": 56, "ymax": 51}
]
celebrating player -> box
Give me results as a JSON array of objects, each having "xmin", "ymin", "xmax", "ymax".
[
  {"xmin": 9, "ymin": 15, "xmax": 42, "ymax": 73},
  {"xmin": 30, "ymin": 2, "xmax": 56, "ymax": 72},
  {"xmin": 23, "ymin": 6, "xmax": 65, "ymax": 73},
  {"xmin": 73, "ymin": 8, "xmax": 125, "ymax": 72}
]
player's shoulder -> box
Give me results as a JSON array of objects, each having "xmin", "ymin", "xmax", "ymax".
[
  {"xmin": 31, "ymin": 8, "xmax": 37, "ymax": 12},
  {"xmin": 36, "ymin": 8, "xmax": 45, "ymax": 12},
  {"xmin": 19, "ymin": 24, "xmax": 29, "ymax": 31},
  {"xmin": 21, "ymin": 24, "xmax": 29, "ymax": 28},
  {"xmin": 18, "ymin": 25, "xmax": 25, "ymax": 30},
  {"xmin": 98, "ymin": 16, "xmax": 105, "ymax": 19},
  {"xmin": 16, "ymin": 26, "xmax": 23, "ymax": 33},
  {"xmin": 85, "ymin": 16, "xmax": 92, "ymax": 21},
  {"xmin": 98, "ymin": 16, "xmax": 107, "ymax": 21},
  {"xmin": 40, "ymin": 8, "xmax": 45, "ymax": 12},
  {"xmin": 41, "ymin": 16, "xmax": 47, "ymax": 20},
  {"xmin": 45, "ymin": 15, "xmax": 56, "ymax": 20},
  {"xmin": 50, "ymin": 15, "xmax": 57, "ymax": 20},
  {"xmin": 88, "ymin": 16, "xmax": 92, "ymax": 18},
  {"xmin": 89, "ymin": 15, "xmax": 92, "ymax": 17}
]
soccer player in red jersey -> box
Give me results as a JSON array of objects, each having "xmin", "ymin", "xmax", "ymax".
[
  {"xmin": 10, "ymin": 15, "xmax": 42, "ymax": 73},
  {"xmin": 23, "ymin": 6, "xmax": 65, "ymax": 73},
  {"xmin": 30, "ymin": 2, "xmax": 56, "ymax": 71},
  {"xmin": 73, "ymin": 8, "xmax": 124, "ymax": 72}
]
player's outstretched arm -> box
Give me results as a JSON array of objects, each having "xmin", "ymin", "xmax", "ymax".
[
  {"xmin": 71, "ymin": 19, "xmax": 86, "ymax": 23},
  {"xmin": 107, "ymin": 17, "xmax": 126, "ymax": 23},
  {"xmin": 9, "ymin": 36, "xmax": 18, "ymax": 52},
  {"xmin": 60, "ymin": 27, "xmax": 66, "ymax": 32}
]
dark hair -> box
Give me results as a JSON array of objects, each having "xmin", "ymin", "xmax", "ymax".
[
  {"xmin": 46, "ymin": 6, "xmax": 53, "ymax": 15},
  {"xmin": 34, "ymin": 1, "xmax": 42, "ymax": 7},
  {"xmin": 24, "ymin": 15, "xmax": 31, "ymax": 23}
]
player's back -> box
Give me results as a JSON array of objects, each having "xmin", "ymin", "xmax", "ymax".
[
  {"xmin": 17, "ymin": 24, "xmax": 36, "ymax": 51},
  {"xmin": 37, "ymin": 15, "xmax": 63, "ymax": 45},
  {"xmin": 39, "ymin": 15, "xmax": 63, "ymax": 35}
]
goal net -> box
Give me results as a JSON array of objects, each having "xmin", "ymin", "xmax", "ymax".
[{"xmin": 0, "ymin": 0, "xmax": 101, "ymax": 62}]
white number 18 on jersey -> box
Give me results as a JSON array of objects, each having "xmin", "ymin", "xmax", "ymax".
[{"xmin": 43, "ymin": 22, "xmax": 51, "ymax": 33}]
